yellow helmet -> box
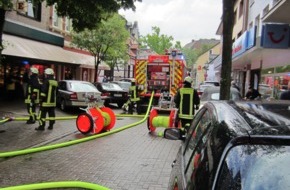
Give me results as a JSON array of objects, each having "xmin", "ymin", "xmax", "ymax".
[
  {"xmin": 184, "ymin": 76, "xmax": 193, "ymax": 84},
  {"xmin": 30, "ymin": 67, "xmax": 39, "ymax": 74},
  {"xmin": 44, "ymin": 68, "xmax": 54, "ymax": 75}
]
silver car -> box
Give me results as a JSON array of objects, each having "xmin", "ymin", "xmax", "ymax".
[{"xmin": 57, "ymin": 80, "xmax": 101, "ymax": 111}]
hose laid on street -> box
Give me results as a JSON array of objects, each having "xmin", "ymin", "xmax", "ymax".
[
  {"xmin": 0, "ymin": 181, "xmax": 110, "ymax": 190},
  {"xmin": 0, "ymin": 114, "xmax": 145, "ymax": 124},
  {"xmin": 0, "ymin": 93, "xmax": 154, "ymax": 189},
  {"xmin": 0, "ymin": 92, "xmax": 154, "ymax": 158}
]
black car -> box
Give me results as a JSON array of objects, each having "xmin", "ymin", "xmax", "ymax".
[
  {"xmin": 94, "ymin": 82, "xmax": 129, "ymax": 108},
  {"xmin": 164, "ymin": 100, "xmax": 290, "ymax": 190}
]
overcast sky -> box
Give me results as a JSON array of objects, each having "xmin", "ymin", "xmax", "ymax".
[{"xmin": 119, "ymin": 0, "xmax": 223, "ymax": 46}]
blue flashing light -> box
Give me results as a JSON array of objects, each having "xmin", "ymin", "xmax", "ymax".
[{"xmin": 22, "ymin": 60, "xmax": 29, "ymax": 65}]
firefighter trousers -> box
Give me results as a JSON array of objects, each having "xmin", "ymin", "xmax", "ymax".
[
  {"xmin": 38, "ymin": 106, "xmax": 55, "ymax": 127},
  {"xmin": 26, "ymin": 102, "xmax": 37, "ymax": 122}
]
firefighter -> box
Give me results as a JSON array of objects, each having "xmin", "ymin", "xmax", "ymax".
[
  {"xmin": 25, "ymin": 67, "xmax": 41, "ymax": 124},
  {"xmin": 127, "ymin": 79, "xmax": 141, "ymax": 114},
  {"xmin": 35, "ymin": 68, "xmax": 58, "ymax": 131},
  {"xmin": 174, "ymin": 76, "xmax": 200, "ymax": 131}
]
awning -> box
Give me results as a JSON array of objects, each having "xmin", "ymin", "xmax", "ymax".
[{"xmin": 2, "ymin": 34, "xmax": 110, "ymax": 70}]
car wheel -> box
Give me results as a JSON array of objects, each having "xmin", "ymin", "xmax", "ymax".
[
  {"xmin": 60, "ymin": 99, "xmax": 67, "ymax": 111},
  {"xmin": 117, "ymin": 102, "xmax": 124, "ymax": 108}
]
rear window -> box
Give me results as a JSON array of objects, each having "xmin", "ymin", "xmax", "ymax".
[
  {"xmin": 102, "ymin": 83, "xmax": 123, "ymax": 91},
  {"xmin": 69, "ymin": 82, "xmax": 98, "ymax": 92},
  {"xmin": 216, "ymin": 144, "xmax": 290, "ymax": 189}
]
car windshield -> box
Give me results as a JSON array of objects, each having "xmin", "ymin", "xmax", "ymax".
[
  {"xmin": 216, "ymin": 144, "xmax": 290, "ymax": 190},
  {"xmin": 201, "ymin": 88, "xmax": 241, "ymax": 101},
  {"xmin": 115, "ymin": 82, "xmax": 131, "ymax": 90},
  {"xmin": 101, "ymin": 83, "xmax": 123, "ymax": 91},
  {"xmin": 69, "ymin": 82, "xmax": 98, "ymax": 92}
]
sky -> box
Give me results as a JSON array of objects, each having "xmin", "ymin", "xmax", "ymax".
[{"xmin": 119, "ymin": 0, "xmax": 223, "ymax": 46}]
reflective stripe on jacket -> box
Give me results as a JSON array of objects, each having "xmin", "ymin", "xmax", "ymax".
[
  {"xmin": 178, "ymin": 88, "xmax": 194, "ymax": 119},
  {"xmin": 41, "ymin": 79, "xmax": 58, "ymax": 107},
  {"xmin": 129, "ymin": 85, "xmax": 140, "ymax": 102}
]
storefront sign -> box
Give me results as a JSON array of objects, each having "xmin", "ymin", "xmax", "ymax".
[
  {"xmin": 232, "ymin": 31, "xmax": 248, "ymax": 58},
  {"xmin": 232, "ymin": 27, "xmax": 257, "ymax": 58},
  {"xmin": 261, "ymin": 24, "xmax": 290, "ymax": 49}
]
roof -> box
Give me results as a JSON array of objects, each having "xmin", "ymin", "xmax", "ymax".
[{"xmin": 207, "ymin": 101, "xmax": 290, "ymax": 136}]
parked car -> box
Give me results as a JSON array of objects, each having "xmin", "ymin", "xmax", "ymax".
[
  {"xmin": 94, "ymin": 82, "xmax": 129, "ymax": 108},
  {"xmin": 57, "ymin": 80, "xmax": 101, "ymax": 111},
  {"xmin": 199, "ymin": 86, "xmax": 242, "ymax": 108},
  {"xmin": 112, "ymin": 81, "xmax": 131, "ymax": 93},
  {"xmin": 164, "ymin": 100, "xmax": 290, "ymax": 190},
  {"xmin": 200, "ymin": 81, "xmax": 220, "ymax": 86},
  {"xmin": 118, "ymin": 78, "xmax": 135, "ymax": 82},
  {"xmin": 197, "ymin": 84, "xmax": 214, "ymax": 97}
]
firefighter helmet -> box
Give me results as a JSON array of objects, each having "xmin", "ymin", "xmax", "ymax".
[
  {"xmin": 30, "ymin": 67, "xmax": 39, "ymax": 74},
  {"xmin": 44, "ymin": 68, "xmax": 54, "ymax": 75},
  {"xmin": 184, "ymin": 76, "xmax": 193, "ymax": 84}
]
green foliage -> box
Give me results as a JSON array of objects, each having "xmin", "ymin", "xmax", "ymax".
[
  {"xmin": 139, "ymin": 26, "xmax": 178, "ymax": 54},
  {"xmin": 182, "ymin": 44, "xmax": 215, "ymax": 68},
  {"xmin": 71, "ymin": 13, "xmax": 130, "ymax": 81},
  {"xmin": 46, "ymin": 0, "xmax": 140, "ymax": 32},
  {"xmin": 0, "ymin": 0, "xmax": 13, "ymax": 10}
]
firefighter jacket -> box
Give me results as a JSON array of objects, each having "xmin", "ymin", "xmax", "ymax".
[
  {"xmin": 129, "ymin": 85, "xmax": 140, "ymax": 102},
  {"xmin": 174, "ymin": 84, "xmax": 200, "ymax": 120},
  {"xmin": 25, "ymin": 74, "xmax": 41, "ymax": 104},
  {"xmin": 40, "ymin": 76, "xmax": 58, "ymax": 107}
]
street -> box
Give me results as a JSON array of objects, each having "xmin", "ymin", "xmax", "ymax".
[{"xmin": 0, "ymin": 102, "xmax": 181, "ymax": 190}]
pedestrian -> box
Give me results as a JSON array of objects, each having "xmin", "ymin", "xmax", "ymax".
[
  {"xmin": 174, "ymin": 76, "xmax": 200, "ymax": 131},
  {"xmin": 103, "ymin": 75, "xmax": 108, "ymax": 82},
  {"xmin": 25, "ymin": 67, "xmax": 41, "ymax": 124},
  {"xmin": 35, "ymin": 68, "xmax": 58, "ymax": 131},
  {"xmin": 126, "ymin": 79, "xmax": 141, "ymax": 114},
  {"xmin": 245, "ymin": 86, "xmax": 261, "ymax": 100},
  {"xmin": 231, "ymin": 80, "xmax": 240, "ymax": 92},
  {"xmin": 280, "ymin": 81, "xmax": 290, "ymax": 100}
]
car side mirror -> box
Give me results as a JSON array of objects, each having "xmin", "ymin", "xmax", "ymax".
[{"xmin": 164, "ymin": 128, "xmax": 183, "ymax": 140}]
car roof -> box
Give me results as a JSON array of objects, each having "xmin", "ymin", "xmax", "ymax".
[{"xmin": 206, "ymin": 101, "xmax": 290, "ymax": 137}]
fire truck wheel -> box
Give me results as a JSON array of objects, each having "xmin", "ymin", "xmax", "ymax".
[{"xmin": 76, "ymin": 113, "xmax": 93, "ymax": 134}]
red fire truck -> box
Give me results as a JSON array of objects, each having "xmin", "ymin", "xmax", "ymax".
[{"xmin": 134, "ymin": 49, "xmax": 188, "ymax": 114}]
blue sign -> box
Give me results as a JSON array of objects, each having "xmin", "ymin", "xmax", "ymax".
[
  {"xmin": 261, "ymin": 24, "xmax": 290, "ymax": 49},
  {"xmin": 247, "ymin": 26, "xmax": 256, "ymax": 49}
]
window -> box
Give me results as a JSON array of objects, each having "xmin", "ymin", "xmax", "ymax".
[
  {"xmin": 255, "ymin": 15, "xmax": 260, "ymax": 37},
  {"xmin": 65, "ymin": 17, "xmax": 72, "ymax": 32},
  {"xmin": 249, "ymin": 0, "xmax": 255, "ymax": 7},
  {"xmin": 234, "ymin": 10, "xmax": 237, "ymax": 25},
  {"xmin": 52, "ymin": 5, "xmax": 61, "ymax": 28},
  {"xmin": 183, "ymin": 108, "xmax": 212, "ymax": 184},
  {"xmin": 239, "ymin": 0, "xmax": 244, "ymax": 18},
  {"xmin": 273, "ymin": 0, "xmax": 280, "ymax": 6},
  {"xmin": 263, "ymin": 5, "xmax": 269, "ymax": 16},
  {"xmin": 17, "ymin": 0, "xmax": 41, "ymax": 21}
]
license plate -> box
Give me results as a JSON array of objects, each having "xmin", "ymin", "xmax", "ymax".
[{"xmin": 114, "ymin": 94, "xmax": 122, "ymax": 97}]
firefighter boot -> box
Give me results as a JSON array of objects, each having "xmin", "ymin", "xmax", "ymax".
[
  {"xmin": 35, "ymin": 125, "xmax": 45, "ymax": 131},
  {"xmin": 48, "ymin": 125, "xmax": 53, "ymax": 130}
]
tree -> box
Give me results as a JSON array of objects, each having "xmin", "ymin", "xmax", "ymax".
[
  {"xmin": 0, "ymin": 0, "xmax": 140, "ymax": 62},
  {"xmin": 71, "ymin": 13, "xmax": 130, "ymax": 82},
  {"xmin": 105, "ymin": 42, "xmax": 129, "ymax": 80},
  {"xmin": 220, "ymin": 0, "xmax": 234, "ymax": 100},
  {"xmin": 139, "ymin": 26, "xmax": 180, "ymax": 54}
]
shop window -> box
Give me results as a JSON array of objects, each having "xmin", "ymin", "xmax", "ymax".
[{"xmin": 17, "ymin": 0, "xmax": 41, "ymax": 21}]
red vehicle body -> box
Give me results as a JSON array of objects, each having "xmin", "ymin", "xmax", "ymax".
[{"xmin": 134, "ymin": 50, "xmax": 187, "ymax": 114}]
